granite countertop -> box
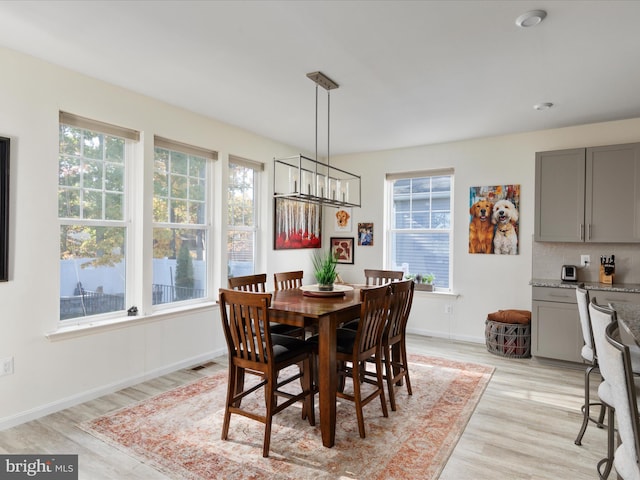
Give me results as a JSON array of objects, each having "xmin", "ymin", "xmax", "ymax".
[
  {"xmin": 611, "ymin": 302, "xmax": 640, "ymax": 341},
  {"xmin": 531, "ymin": 278, "xmax": 640, "ymax": 294}
]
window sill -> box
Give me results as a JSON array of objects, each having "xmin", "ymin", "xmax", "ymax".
[
  {"xmin": 414, "ymin": 289, "xmax": 459, "ymax": 298},
  {"xmin": 46, "ymin": 301, "xmax": 218, "ymax": 342}
]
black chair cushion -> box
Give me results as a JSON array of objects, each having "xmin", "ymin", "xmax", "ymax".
[
  {"xmin": 306, "ymin": 328, "xmax": 357, "ymax": 354},
  {"xmin": 270, "ymin": 322, "xmax": 302, "ymax": 335},
  {"xmin": 342, "ymin": 319, "xmax": 359, "ymax": 331},
  {"xmin": 271, "ymin": 333, "xmax": 313, "ymax": 361}
]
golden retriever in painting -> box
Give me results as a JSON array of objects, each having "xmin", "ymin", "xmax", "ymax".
[
  {"xmin": 335, "ymin": 209, "xmax": 350, "ymax": 228},
  {"xmin": 469, "ymin": 199, "xmax": 494, "ymax": 254},
  {"xmin": 492, "ymin": 199, "xmax": 519, "ymax": 255}
]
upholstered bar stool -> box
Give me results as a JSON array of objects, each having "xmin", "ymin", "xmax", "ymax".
[{"xmin": 574, "ymin": 285, "xmax": 607, "ymax": 446}]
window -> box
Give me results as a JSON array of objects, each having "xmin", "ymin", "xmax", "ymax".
[
  {"xmin": 152, "ymin": 137, "xmax": 215, "ymax": 306},
  {"xmin": 227, "ymin": 157, "xmax": 262, "ymax": 278},
  {"xmin": 58, "ymin": 112, "xmax": 139, "ymax": 321},
  {"xmin": 387, "ymin": 170, "xmax": 453, "ymax": 291}
]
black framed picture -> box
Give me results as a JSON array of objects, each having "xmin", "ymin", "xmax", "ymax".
[
  {"xmin": 0, "ymin": 137, "xmax": 9, "ymax": 281},
  {"xmin": 330, "ymin": 237, "xmax": 354, "ymax": 264}
]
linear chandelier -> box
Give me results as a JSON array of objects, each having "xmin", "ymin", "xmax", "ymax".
[{"xmin": 273, "ymin": 71, "xmax": 361, "ymax": 208}]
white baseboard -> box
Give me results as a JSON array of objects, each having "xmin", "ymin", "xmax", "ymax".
[
  {"xmin": 406, "ymin": 327, "xmax": 484, "ymax": 345},
  {"xmin": 0, "ymin": 348, "xmax": 226, "ymax": 431}
]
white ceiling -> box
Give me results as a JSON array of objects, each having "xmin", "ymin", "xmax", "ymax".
[{"xmin": 1, "ymin": 0, "xmax": 639, "ymax": 156}]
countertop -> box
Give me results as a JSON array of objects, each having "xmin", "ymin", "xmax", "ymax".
[
  {"xmin": 531, "ymin": 278, "xmax": 640, "ymax": 294},
  {"xmin": 611, "ymin": 302, "xmax": 640, "ymax": 342}
]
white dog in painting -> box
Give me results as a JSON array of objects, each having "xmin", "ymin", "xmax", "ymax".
[{"xmin": 492, "ymin": 199, "xmax": 519, "ymax": 255}]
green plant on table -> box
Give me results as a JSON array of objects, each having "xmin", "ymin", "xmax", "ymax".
[{"xmin": 312, "ymin": 249, "xmax": 338, "ymax": 288}]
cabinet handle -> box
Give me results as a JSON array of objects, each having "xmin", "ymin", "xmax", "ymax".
[
  {"xmin": 580, "ymin": 224, "xmax": 584, "ymax": 240},
  {"xmin": 588, "ymin": 224, "xmax": 592, "ymax": 240},
  {"xmin": 549, "ymin": 293, "xmax": 571, "ymax": 298}
]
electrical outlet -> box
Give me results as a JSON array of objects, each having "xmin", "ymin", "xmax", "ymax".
[
  {"xmin": 581, "ymin": 255, "xmax": 591, "ymax": 267},
  {"xmin": 1, "ymin": 357, "xmax": 14, "ymax": 376},
  {"xmin": 444, "ymin": 304, "xmax": 453, "ymax": 314}
]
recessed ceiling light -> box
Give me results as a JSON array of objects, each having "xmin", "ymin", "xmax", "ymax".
[
  {"xmin": 516, "ymin": 10, "xmax": 547, "ymax": 28},
  {"xmin": 533, "ymin": 102, "xmax": 554, "ymax": 111}
]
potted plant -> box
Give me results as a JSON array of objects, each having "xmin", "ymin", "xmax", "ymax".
[
  {"xmin": 312, "ymin": 249, "xmax": 338, "ymax": 291},
  {"xmin": 406, "ymin": 272, "xmax": 435, "ymax": 291}
]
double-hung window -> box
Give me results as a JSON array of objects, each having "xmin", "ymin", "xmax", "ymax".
[
  {"xmin": 227, "ymin": 156, "xmax": 262, "ymax": 278},
  {"xmin": 387, "ymin": 170, "xmax": 453, "ymax": 291},
  {"xmin": 58, "ymin": 112, "xmax": 139, "ymax": 321},
  {"xmin": 152, "ymin": 137, "xmax": 215, "ymax": 306}
]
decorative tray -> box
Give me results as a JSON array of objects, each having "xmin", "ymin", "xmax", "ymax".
[{"xmin": 299, "ymin": 284, "xmax": 354, "ymax": 297}]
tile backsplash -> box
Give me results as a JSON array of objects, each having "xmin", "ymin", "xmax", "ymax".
[{"xmin": 532, "ymin": 241, "xmax": 640, "ymax": 284}]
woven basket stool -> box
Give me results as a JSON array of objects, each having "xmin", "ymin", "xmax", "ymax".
[{"xmin": 485, "ymin": 312, "xmax": 531, "ymax": 358}]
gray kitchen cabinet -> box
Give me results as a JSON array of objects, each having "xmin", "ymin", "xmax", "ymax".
[
  {"xmin": 532, "ymin": 287, "xmax": 582, "ymax": 362},
  {"xmin": 532, "ymin": 286, "xmax": 640, "ymax": 363},
  {"xmin": 535, "ymin": 142, "xmax": 640, "ymax": 242}
]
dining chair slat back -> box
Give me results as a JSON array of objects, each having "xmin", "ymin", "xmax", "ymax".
[
  {"xmin": 274, "ymin": 271, "xmax": 304, "ymax": 291},
  {"xmin": 364, "ymin": 269, "xmax": 404, "ymax": 286},
  {"xmin": 228, "ymin": 273, "xmax": 301, "ymax": 336},
  {"xmin": 228, "ymin": 274, "xmax": 267, "ymax": 292}
]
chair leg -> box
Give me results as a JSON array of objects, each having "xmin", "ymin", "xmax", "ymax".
[
  {"xmin": 575, "ymin": 364, "xmax": 596, "ymax": 446},
  {"xmin": 375, "ymin": 354, "xmax": 389, "ymax": 419},
  {"xmin": 383, "ymin": 346, "xmax": 398, "ymax": 411},
  {"xmin": 596, "ymin": 405, "xmax": 615, "ymax": 480},
  {"xmin": 221, "ymin": 365, "xmax": 238, "ymax": 441},
  {"xmin": 301, "ymin": 357, "xmax": 316, "ymax": 426},
  {"xmin": 263, "ymin": 375, "xmax": 276, "ymax": 458},
  {"xmin": 400, "ymin": 339, "xmax": 412, "ymax": 396},
  {"xmin": 352, "ymin": 361, "xmax": 367, "ymax": 438}
]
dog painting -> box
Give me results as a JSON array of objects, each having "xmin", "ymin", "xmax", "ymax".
[
  {"xmin": 469, "ymin": 185, "xmax": 520, "ymax": 255},
  {"xmin": 469, "ymin": 199, "xmax": 494, "ymax": 253},
  {"xmin": 492, "ymin": 199, "xmax": 519, "ymax": 254},
  {"xmin": 335, "ymin": 208, "xmax": 352, "ymax": 232}
]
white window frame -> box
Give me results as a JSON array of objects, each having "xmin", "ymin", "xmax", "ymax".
[
  {"xmin": 152, "ymin": 136, "xmax": 217, "ymax": 310},
  {"xmin": 385, "ymin": 169, "xmax": 454, "ymax": 292},
  {"xmin": 58, "ymin": 112, "xmax": 139, "ymax": 325},
  {"xmin": 227, "ymin": 156, "xmax": 263, "ymax": 278}
]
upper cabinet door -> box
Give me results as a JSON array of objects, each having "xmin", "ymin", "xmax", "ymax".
[
  {"xmin": 586, "ymin": 143, "xmax": 640, "ymax": 243},
  {"xmin": 535, "ymin": 148, "xmax": 586, "ymax": 242}
]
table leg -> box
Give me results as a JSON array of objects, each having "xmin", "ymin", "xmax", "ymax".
[{"xmin": 318, "ymin": 313, "xmax": 338, "ymax": 448}]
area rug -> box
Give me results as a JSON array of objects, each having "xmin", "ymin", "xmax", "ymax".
[{"xmin": 79, "ymin": 354, "xmax": 493, "ymax": 480}]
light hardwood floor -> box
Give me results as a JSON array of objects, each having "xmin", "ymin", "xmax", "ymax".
[{"xmin": 0, "ymin": 335, "xmax": 608, "ymax": 479}]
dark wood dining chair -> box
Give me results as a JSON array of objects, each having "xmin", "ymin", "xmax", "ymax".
[
  {"xmin": 274, "ymin": 270, "xmax": 304, "ymax": 291},
  {"xmin": 381, "ymin": 279, "xmax": 415, "ymax": 411},
  {"xmin": 364, "ymin": 269, "xmax": 404, "ymax": 286},
  {"xmin": 228, "ymin": 274, "xmax": 302, "ymax": 336},
  {"xmin": 309, "ymin": 284, "xmax": 391, "ymax": 438},
  {"xmin": 344, "ymin": 280, "xmax": 415, "ymax": 410},
  {"xmin": 218, "ymin": 288, "xmax": 315, "ymax": 457}
]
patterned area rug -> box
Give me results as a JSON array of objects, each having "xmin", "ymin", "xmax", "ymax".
[{"xmin": 80, "ymin": 354, "xmax": 493, "ymax": 480}]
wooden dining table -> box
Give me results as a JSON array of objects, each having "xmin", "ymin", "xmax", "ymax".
[{"xmin": 269, "ymin": 285, "xmax": 363, "ymax": 448}]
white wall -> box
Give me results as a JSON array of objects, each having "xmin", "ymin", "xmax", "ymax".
[
  {"xmin": 329, "ymin": 119, "xmax": 640, "ymax": 342},
  {"xmin": 0, "ymin": 46, "xmax": 313, "ymax": 429},
  {"xmin": 2, "ymin": 45, "xmax": 640, "ymax": 429}
]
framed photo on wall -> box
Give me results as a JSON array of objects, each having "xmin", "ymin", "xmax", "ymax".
[
  {"xmin": 330, "ymin": 237, "xmax": 354, "ymax": 264},
  {"xmin": 274, "ymin": 197, "xmax": 322, "ymax": 249},
  {"xmin": 358, "ymin": 222, "xmax": 373, "ymax": 246},
  {"xmin": 0, "ymin": 137, "xmax": 9, "ymax": 281}
]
